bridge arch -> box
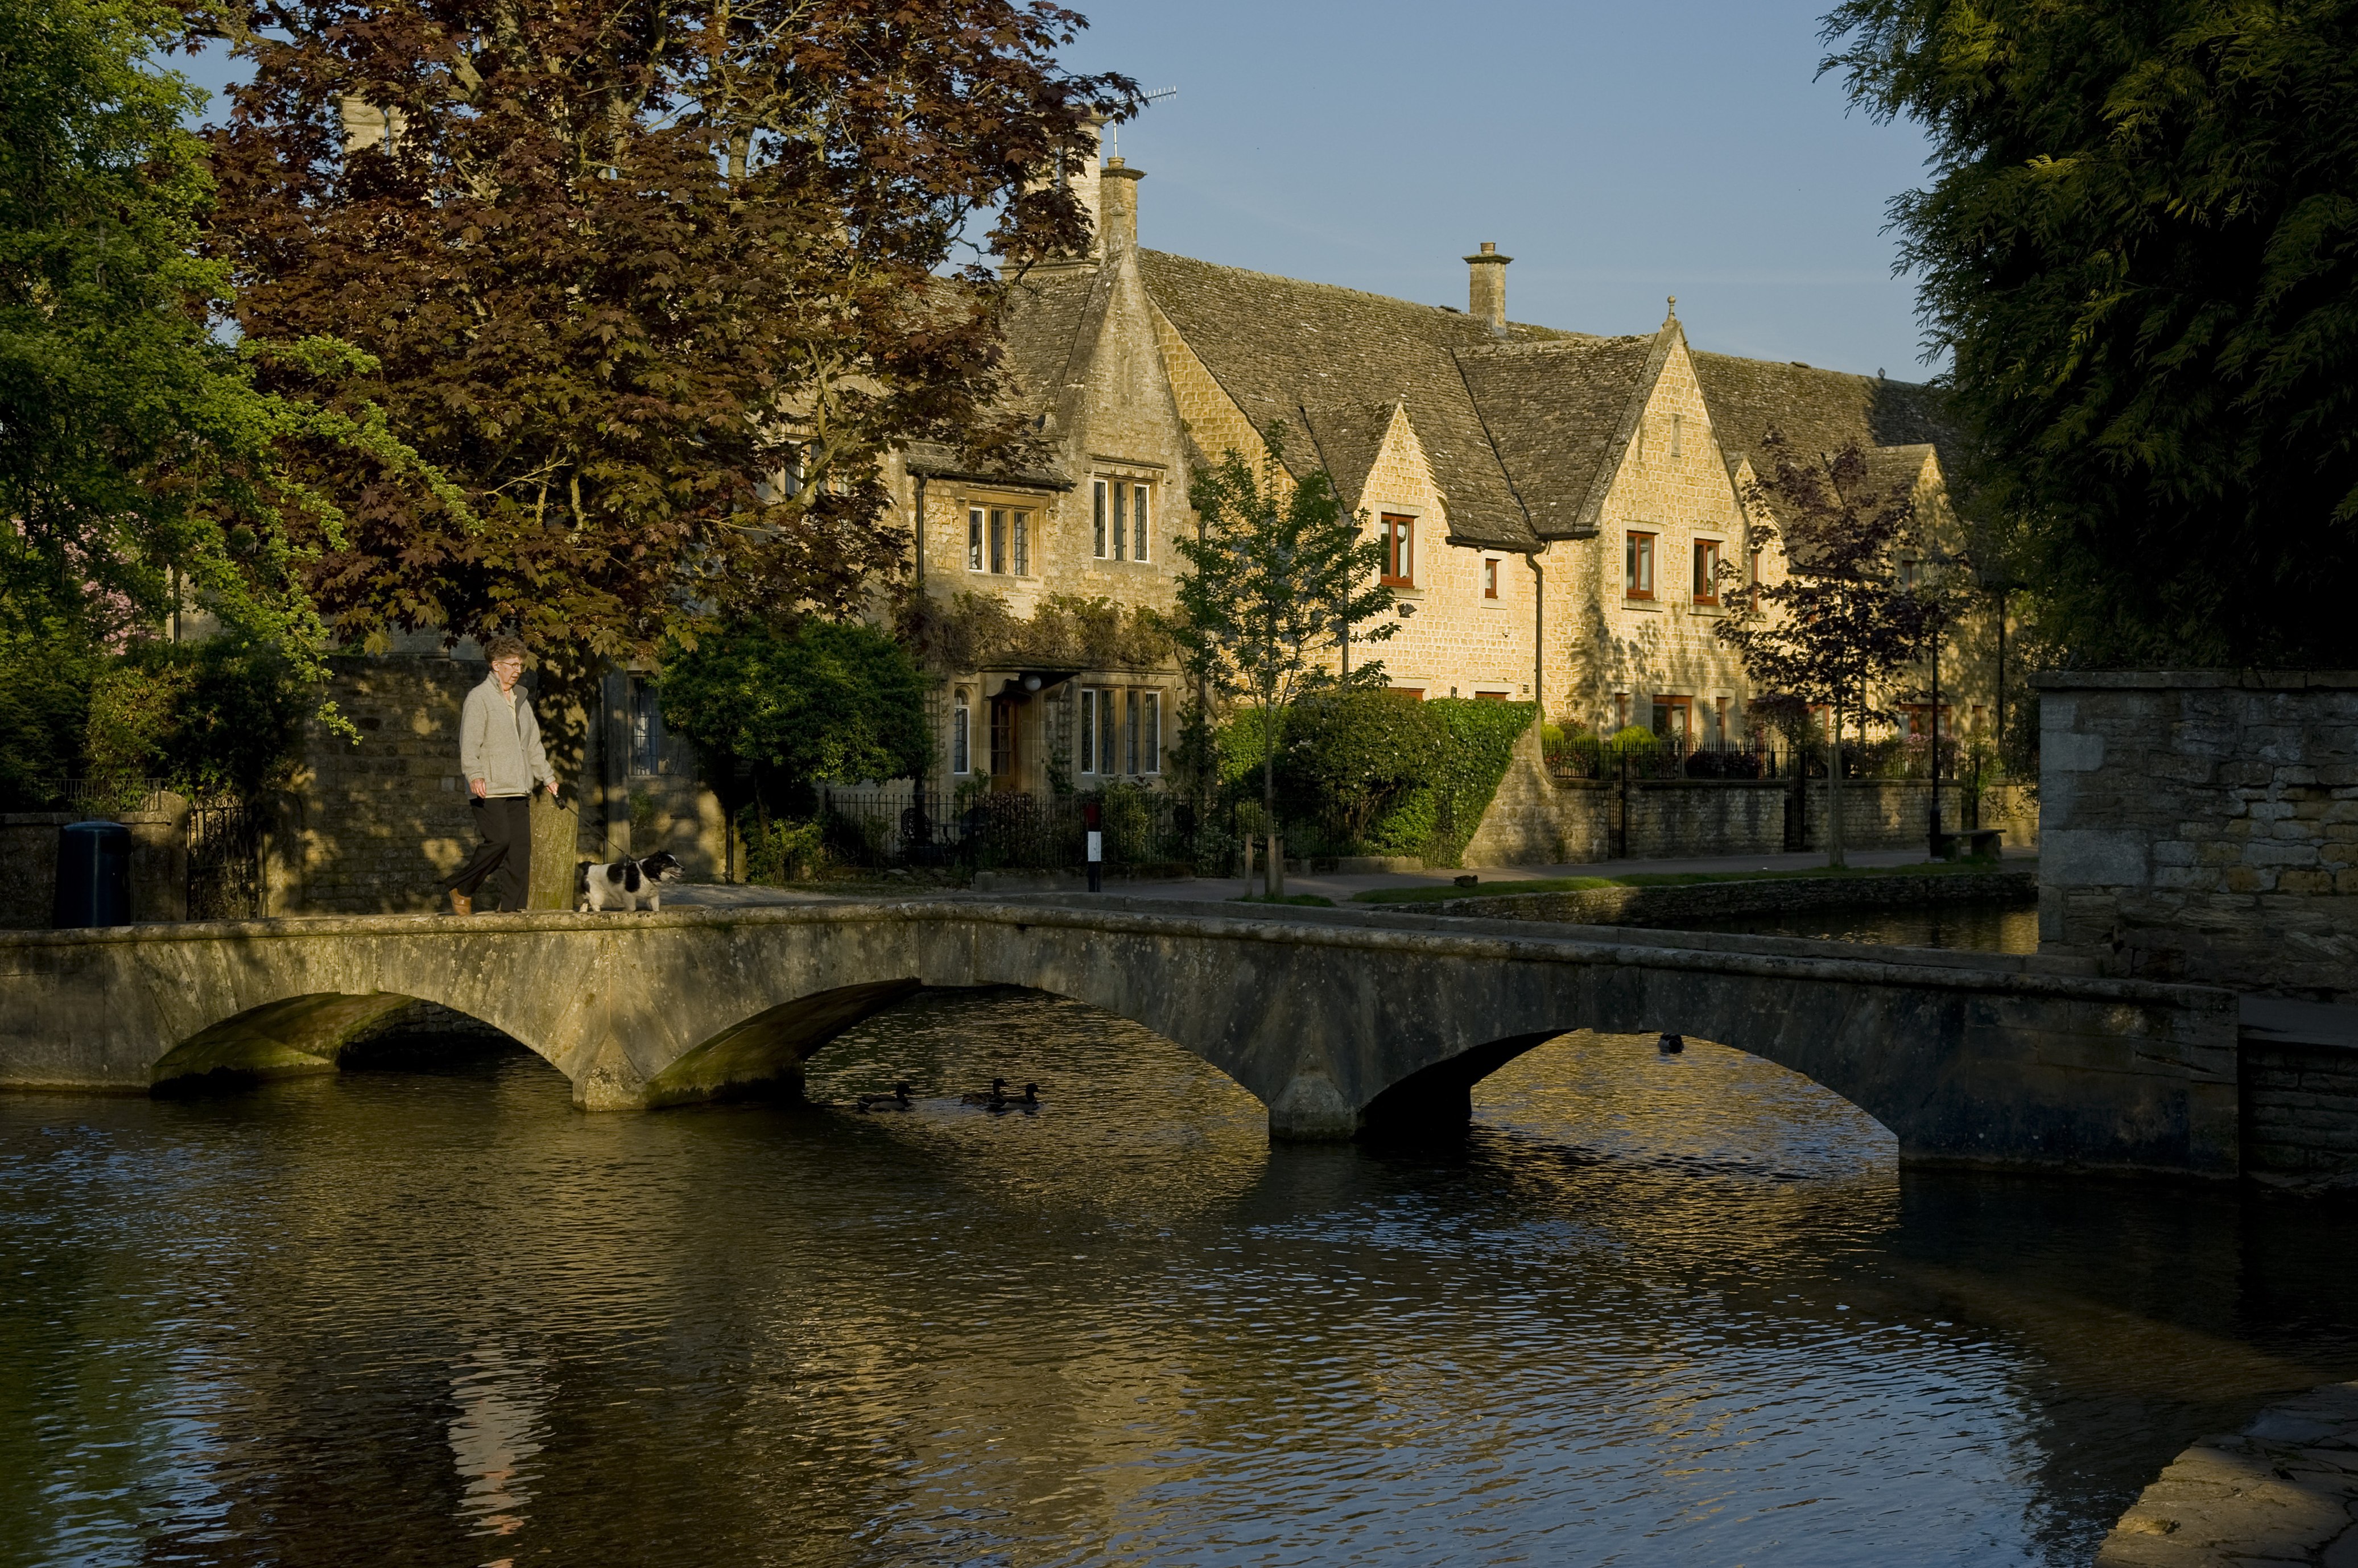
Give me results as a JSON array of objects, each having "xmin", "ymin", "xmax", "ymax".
[{"xmin": 151, "ymin": 991, "xmax": 562, "ymax": 1089}]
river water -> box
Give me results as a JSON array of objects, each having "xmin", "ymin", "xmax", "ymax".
[
  {"xmin": 6, "ymin": 987, "xmax": 2355, "ymax": 1568},
  {"xmin": 1676, "ymin": 901, "xmax": 2041, "ymax": 953}
]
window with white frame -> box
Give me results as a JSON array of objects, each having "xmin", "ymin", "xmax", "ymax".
[
  {"xmin": 967, "ymin": 506, "xmax": 1031, "ymax": 576},
  {"xmin": 951, "ymin": 688, "xmax": 972, "ymax": 773},
  {"xmin": 1093, "ymin": 479, "xmax": 1151, "ymax": 561},
  {"xmin": 629, "ymin": 678, "xmax": 663, "ymax": 776}
]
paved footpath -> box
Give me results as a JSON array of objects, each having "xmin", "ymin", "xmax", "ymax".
[
  {"xmin": 2099, "ymin": 1383, "xmax": 2358, "ymax": 1567},
  {"xmin": 664, "ymin": 846, "xmax": 2035, "ymax": 909}
]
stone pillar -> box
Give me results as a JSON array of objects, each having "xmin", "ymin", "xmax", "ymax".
[
  {"xmin": 1099, "ymin": 157, "xmax": 1143, "ymax": 253},
  {"xmin": 1465, "ymin": 241, "xmax": 1512, "ymax": 335},
  {"xmin": 1266, "ymin": 1065, "xmax": 1357, "ymax": 1141},
  {"xmin": 530, "ymin": 795, "xmax": 580, "ymax": 911}
]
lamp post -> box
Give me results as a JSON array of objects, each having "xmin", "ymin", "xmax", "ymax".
[{"xmin": 1921, "ymin": 546, "xmax": 1964, "ymax": 860}]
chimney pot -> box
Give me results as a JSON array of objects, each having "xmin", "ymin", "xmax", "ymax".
[{"xmin": 1464, "ymin": 242, "xmax": 1513, "ymax": 336}]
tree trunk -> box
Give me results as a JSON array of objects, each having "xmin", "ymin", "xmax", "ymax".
[
  {"xmin": 1263, "ymin": 738, "xmax": 1284, "ymax": 897},
  {"xmin": 1826, "ymin": 695, "xmax": 1847, "ymax": 870}
]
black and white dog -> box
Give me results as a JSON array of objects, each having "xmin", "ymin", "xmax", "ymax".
[{"xmin": 576, "ymin": 851, "xmax": 685, "ymax": 913}]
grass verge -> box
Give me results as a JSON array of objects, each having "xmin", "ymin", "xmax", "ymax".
[
  {"xmin": 1232, "ymin": 892, "xmax": 1339, "ymax": 907},
  {"xmin": 1349, "ymin": 858, "xmax": 2030, "ymax": 906}
]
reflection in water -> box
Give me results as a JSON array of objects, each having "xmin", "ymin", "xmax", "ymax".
[
  {"xmin": 448, "ymin": 1339, "xmax": 545, "ymax": 1558},
  {"xmin": 3, "ymin": 988, "xmax": 2355, "ymax": 1567},
  {"xmin": 1675, "ymin": 900, "xmax": 2040, "ymax": 952}
]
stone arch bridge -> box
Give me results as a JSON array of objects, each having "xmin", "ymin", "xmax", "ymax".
[{"xmin": 0, "ymin": 897, "xmax": 2241, "ymax": 1174}]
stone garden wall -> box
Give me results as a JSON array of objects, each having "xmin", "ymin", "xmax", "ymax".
[
  {"xmin": 1465, "ymin": 719, "xmax": 2037, "ymax": 867},
  {"xmin": 2035, "ymin": 671, "xmax": 2358, "ymax": 1002}
]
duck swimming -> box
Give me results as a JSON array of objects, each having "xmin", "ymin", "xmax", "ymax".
[
  {"xmin": 856, "ymin": 1081, "xmax": 915, "ymax": 1112},
  {"xmin": 959, "ymin": 1077, "xmax": 1010, "ymax": 1106},
  {"xmin": 989, "ymin": 1083, "xmax": 1042, "ymax": 1112}
]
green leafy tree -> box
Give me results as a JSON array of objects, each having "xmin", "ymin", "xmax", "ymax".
[
  {"xmin": 0, "ymin": 0, "xmax": 457, "ymax": 668},
  {"xmin": 1273, "ymin": 687, "xmax": 1443, "ymax": 852},
  {"xmin": 658, "ymin": 619, "xmax": 927, "ymax": 817},
  {"xmin": 1716, "ymin": 436, "xmax": 1964, "ymax": 865},
  {"xmin": 1824, "ymin": 0, "xmax": 2358, "ymax": 666},
  {"xmin": 199, "ymin": 0, "xmax": 1135, "ymax": 714},
  {"xmin": 1170, "ymin": 430, "xmax": 1396, "ymax": 893}
]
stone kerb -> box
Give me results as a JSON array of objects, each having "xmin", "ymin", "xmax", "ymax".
[{"xmin": 0, "ymin": 900, "xmax": 2242, "ymax": 1174}]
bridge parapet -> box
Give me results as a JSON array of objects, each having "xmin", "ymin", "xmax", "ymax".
[{"xmin": 0, "ymin": 899, "xmax": 2240, "ymax": 1174}]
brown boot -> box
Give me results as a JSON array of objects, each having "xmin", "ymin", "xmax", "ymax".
[{"xmin": 448, "ymin": 888, "xmax": 473, "ymax": 917}]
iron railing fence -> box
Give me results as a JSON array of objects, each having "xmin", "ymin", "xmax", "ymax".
[
  {"xmin": 1543, "ymin": 740, "xmax": 1799, "ymax": 783},
  {"xmin": 1543, "ymin": 737, "xmax": 2018, "ymax": 785},
  {"xmin": 2, "ymin": 777, "xmax": 176, "ymax": 816},
  {"xmin": 817, "ymin": 787, "xmax": 1203, "ymax": 872}
]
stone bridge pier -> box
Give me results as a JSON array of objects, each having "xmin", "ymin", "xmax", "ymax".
[{"xmin": 0, "ymin": 898, "xmax": 2243, "ymax": 1173}]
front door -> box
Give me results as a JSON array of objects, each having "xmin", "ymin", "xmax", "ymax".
[{"xmin": 988, "ymin": 696, "xmax": 1021, "ymax": 789}]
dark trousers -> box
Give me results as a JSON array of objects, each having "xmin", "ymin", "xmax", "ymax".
[{"xmin": 441, "ymin": 795, "xmax": 531, "ymax": 911}]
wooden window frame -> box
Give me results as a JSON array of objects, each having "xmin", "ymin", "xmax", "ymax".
[
  {"xmin": 1625, "ymin": 530, "xmax": 1657, "ymax": 599},
  {"xmin": 1651, "ymin": 693, "xmax": 1693, "ymax": 743},
  {"xmin": 1380, "ymin": 514, "xmax": 1415, "ymax": 588},
  {"xmin": 1482, "ymin": 556, "xmax": 1501, "ymax": 601},
  {"xmin": 1692, "ymin": 537, "xmax": 1721, "ymax": 606}
]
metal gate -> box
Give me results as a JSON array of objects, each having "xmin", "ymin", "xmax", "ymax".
[{"xmin": 187, "ymin": 798, "xmax": 264, "ymax": 921}]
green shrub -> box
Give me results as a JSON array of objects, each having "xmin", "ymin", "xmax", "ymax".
[
  {"xmin": 1355, "ymin": 700, "xmax": 1534, "ymax": 866},
  {"xmin": 0, "ymin": 619, "xmax": 101, "ymax": 808},
  {"xmin": 742, "ymin": 816, "xmax": 826, "ymax": 884},
  {"xmin": 1273, "ymin": 686, "xmax": 1446, "ymax": 850},
  {"xmin": 84, "ymin": 639, "xmax": 309, "ymax": 799},
  {"xmin": 660, "ymin": 618, "xmax": 927, "ymax": 816}
]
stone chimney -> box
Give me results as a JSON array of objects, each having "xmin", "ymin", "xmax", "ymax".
[
  {"xmin": 1100, "ymin": 156, "xmax": 1144, "ymax": 254},
  {"xmin": 1465, "ymin": 241, "xmax": 1512, "ymax": 336}
]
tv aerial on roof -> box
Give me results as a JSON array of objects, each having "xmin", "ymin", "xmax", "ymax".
[{"xmin": 1102, "ymin": 87, "xmax": 1178, "ymax": 162}]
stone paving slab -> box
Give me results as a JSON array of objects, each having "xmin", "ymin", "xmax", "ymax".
[{"xmin": 2098, "ymin": 1383, "xmax": 2358, "ymax": 1566}]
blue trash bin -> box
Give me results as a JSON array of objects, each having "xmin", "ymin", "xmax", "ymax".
[{"xmin": 54, "ymin": 820, "xmax": 133, "ymax": 928}]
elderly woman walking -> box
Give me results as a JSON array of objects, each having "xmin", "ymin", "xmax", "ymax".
[{"xmin": 440, "ymin": 635, "xmax": 559, "ymax": 915}]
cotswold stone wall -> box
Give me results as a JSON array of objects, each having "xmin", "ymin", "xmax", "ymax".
[
  {"xmin": 0, "ymin": 804, "xmax": 189, "ymax": 928},
  {"xmin": 1465, "ymin": 722, "xmax": 2035, "ymax": 866},
  {"xmin": 284, "ymin": 654, "xmax": 722, "ymax": 915},
  {"xmin": 2036, "ymin": 671, "xmax": 2358, "ymax": 1002}
]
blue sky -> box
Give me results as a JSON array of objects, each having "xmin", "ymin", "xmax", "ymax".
[{"xmin": 171, "ymin": 0, "xmax": 1940, "ymax": 379}]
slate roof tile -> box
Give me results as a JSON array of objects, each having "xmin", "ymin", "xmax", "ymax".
[
  {"xmin": 1137, "ymin": 250, "xmax": 1562, "ymax": 548},
  {"xmin": 1455, "ymin": 336, "xmax": 1659, "ymax": 539}
]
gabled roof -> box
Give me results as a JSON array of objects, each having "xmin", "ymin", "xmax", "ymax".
[
  {"xmin": 1137, "ymin": 249, "xmax": 1568, "ymax": 549},
  {"xmin": 1691, "ymin": 354, "xmax": 1958, "ymax": 485},
  {"xmin": 1455, "ymin": 334, "xmax": 1661, "ymax": 539},
  {"xmin": 1295, "ymin": 400, "xmax": 1398, "ymax": 512},
  {"xmin": 994, "ymin": 266, "xmax": 1105, "ymax": 419}
]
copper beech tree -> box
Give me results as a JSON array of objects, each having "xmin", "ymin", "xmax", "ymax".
[
  {"xmin": 1715, "ymin": 434, "xmax": 1967, "ymax": 866},
  {"xmin": 195, "ymin": 0, "xmax": 1134, "ymax": 694}
]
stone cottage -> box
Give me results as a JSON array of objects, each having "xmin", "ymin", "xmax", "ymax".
[{"xmin": 892, "ymin": 138, "xmax": 1983, "ymax": 799}]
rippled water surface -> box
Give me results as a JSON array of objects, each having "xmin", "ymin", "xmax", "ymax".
[
  {"xmin": 1678, "ymin": 901, "xmax": 2041, "ymax": 953},
  {"xmin": 6, "ymin": 990, "xmax": 2356, "ymax": 1567}
]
